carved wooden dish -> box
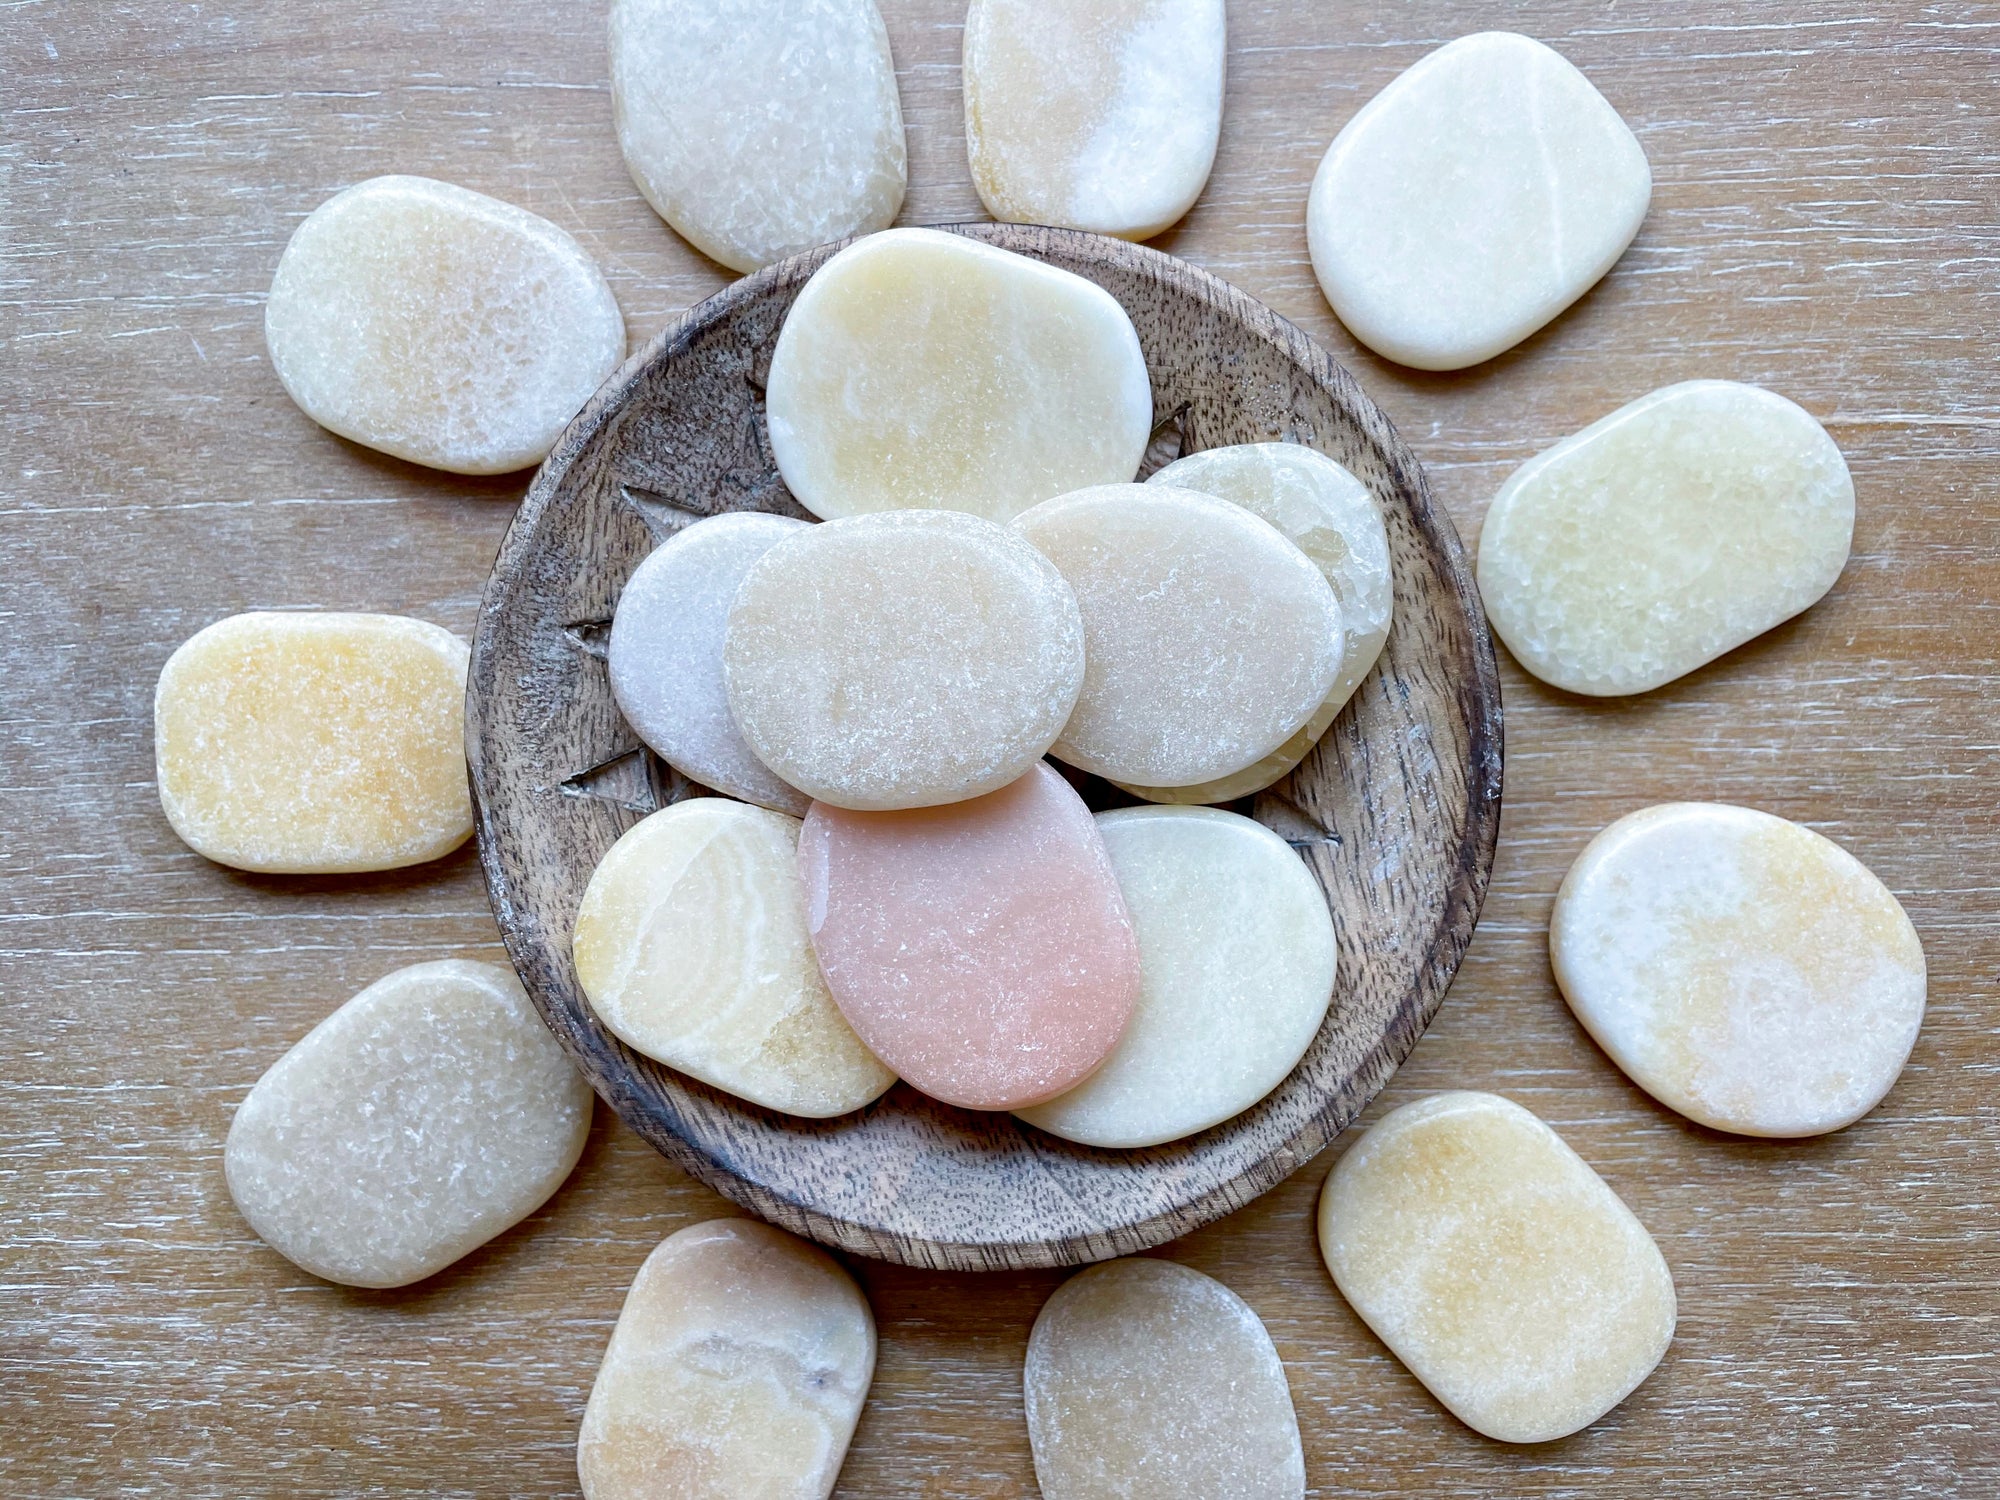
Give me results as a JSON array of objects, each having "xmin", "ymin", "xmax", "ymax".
[{"xmin": 466, "ymin": 224, "xmax": 1503, "ymax": 1272}]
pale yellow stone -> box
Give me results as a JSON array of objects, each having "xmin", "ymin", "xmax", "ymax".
[
  {"xmin": 225, "ymin": 960, "xmax": 592, "ymax": 1289},
  {"xmin": 155, "ymin": 612, "xmax": 472, "ymax": 874},
  {"xmin": 265, "ymin": 176, "xmax": 624, "ymax": 474},
  {"xmin": 578, "ymin": 1218, "xmax": 875, "ymax": 1500},
  {"xmin": 572, "ymin": 799, "xmax": 894, "ymax": 1118},
  {"xmin": 765, "ymin": 228, "xmax": 1152, "ymax": 523},
  {"xmin": 1014, "ymin": 484, "xmax": 1343, "ymax": 788},
  {"xmin": 609, "ymin": 0, "xmax": 907, "ymax": 274},
  {"xmin": 1477, "ymin": 380, "xmax": 1854, "ymax": 695},
  {"xmin": 1318, "ymin": 1092, "xmax": 1675, "ymax": 1443},
  {"xmin": 963, "ymin": 0, "xmax": 1225, "ymax": 240},
  {"xmin": 1024, "ymin": 1258, "xmax": 1305, "ymax": 1500},
  {"xmin": 1552, "ymin": 803, "xmax": 1926, "ymax": 1137}
]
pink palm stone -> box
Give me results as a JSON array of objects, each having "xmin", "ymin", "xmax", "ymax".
[{"xmin": 798, "ymin": 763, "xmax": 1142, "ymax": 1111}]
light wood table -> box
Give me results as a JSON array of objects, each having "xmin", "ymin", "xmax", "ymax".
[{"xmin": 5, "ymin": 3, "xmax": 1996, "ymax": 1494}]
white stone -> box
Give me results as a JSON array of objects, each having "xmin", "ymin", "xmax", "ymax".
[
  {"xmin": 1552, "ymin": 803, "xmax": 1926, "ymax": 1137},
  {"xmin": 963, "ymin": 0, "xmax": 1226, "ymax": 240},
  {"xmin": 225, "ymin": 960, "xmax": 592, "ymax": 1289},
  {"xmin": 608, "ymin": 0, "xmax": 907, "ymax": 274},
  {"xmin": 1017, "ymin": 807, "xmax": 1336, "ymax": 1148},
  {"xmin": 1307, "ymin": 32, "xmax": 1651, "ymax": 371},
  {"xmin": 1478, "ymin": 380, "xmax": 1855, "ymax": 695},
  {"xmin": 1318, "ymin": 1092, "xmax": 1675, "ymax": 1444},
  {"xmin": 765, "ymin": 228, "xmax": 1153, "ymax": 523},
  {"xmin": 265, "ymin": 176, "xmax": 625, "ymax": 474}
]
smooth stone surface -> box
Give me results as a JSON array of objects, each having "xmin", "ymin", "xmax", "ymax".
[
  {"xmin": 608, "ymin": 0, "xmax": 906, "ymax": 275},
  {"xmin": 1307, "ymin": 32, "xmax": 1650, "ymax": 371},
  {"xmin": 225, "ymin": 960, "xmax": 592, "ymax": 1289},
  {"xmin": 155, "ymin": 612, "xmax": 472, "ymax": 874},
  {"xmin": 1552, "ymin": 803, "xmax": 1926, "ymax": 1137},
  {"xmin": 1319, "ymin": 1092, "xmax": 1675, "ymax": 1444},
  {"xmin": 724, "ymin": 510, "xmax": 1085, "ymax": 811},
  {"xmin": 765, "ymin": 228, "xmax": 1152, "ymax": 523},
  {"xmin": 1024, "ymin": 1258, "xmax": 1305, "ymax": 1500},
  {"xmin": 265, "ymin": 175, "xmax": 624, "ymax": 474},
  {"xmin": 1131, "ymin": 443, "xmax": 1393, "ymax": 801},
  {"xmin": 578, "ymin": 1218, "xmax": 875, "ymax": 1500},
  {"xmin": 1018, "ymin": 808, "xmax": 1336, "ymax": 1148},
  {"xmin": 1014, "ymin": 484, "xmax": 1343, "ymax": 788},
  {"xmin": 963, "ymin": 0, "xmax": 1225, "ymax": 241},
  {"xmin": 609, "ymin": 512, "xmax": 810, "ymax": 815},
  {"xmin": 1478, "ymin": 380, "xmax": 1855, "ymax": 696},
  {"xmin": 799, "ymin": 763, "xmax": 1141, "ymax": 1111}
]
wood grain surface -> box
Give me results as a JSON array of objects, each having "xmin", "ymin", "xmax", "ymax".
[{"xmin": 4, "ymin": 1, "xmax": 1995, "ymax": 1495}]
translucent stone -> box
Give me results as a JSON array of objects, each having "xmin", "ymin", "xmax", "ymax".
[
  {"xmin": 155, "ymin": 612, "xmax": 472, "ymax": 874},
  {"xmin": 225, "ymin": 960, "xmax": 592, "ymax": 1289},
  {"xmin": 609, "ymin": 513, "xmax": 810, "ymax": 815},
  {"xmin": 1552, "ymin": 803, "xmax": 1925, "ymax": 1137},
  {"xmin": 1318, "ymin": 1092, "xmax": 1675, "ymax": 1444},
  {"xmin": 765, "ymin": 228, "xmax": 1152, "ymax": 523},
  {"xmin": 608, "ymin": 0, "xmax": 906, "ymax": 275},
  {"xmin": 799, "ymin": 764, "xmax": 1140, "ymax": 1110},
  {"xmin": 265, "ymin": 176, "xmax": 625, "ymax": 474},
  {"xmin": 578, "ymin": 1218, "xmax": 875, "ymax": 1500},
  {"xmin": 963, "ymin": 0, "xmax": 1226, "ymax": 240},
  {"xmin": 1478, "ymin": 380, "xmax": 1855, "ymax": 696},
  {"xmin": 1013, "ymin": 484, "xmax": 1343, "ymax": 788},
  {"xmin": 1307, "ymin": 33, "xmax": 1650, "ymax": 371},
  {"xmin": 724, "ymin": 510, "xmax": 1085, "ymax": 811},
  {"xmin": 1024, "ymin": 1258, "xmax": 1305, "ymax": 1500},
  {"xmin": 572, "ymin": 799, "xmax": 895, "ymax": 1118},
  {"xmin": 1017, "ymin": 807, "xmax": 1336, "ymax": 1148}
]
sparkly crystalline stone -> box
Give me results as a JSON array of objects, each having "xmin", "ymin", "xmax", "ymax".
[
  {"xmin": 765, "ymin": 229, "xmax": 1153, "ymax": 523},
  {"xmin": 265, "ymin": 176, "xmax": 624, "ymax": 474},
  {"xmin": 798, "ymin": 764, "xmax": 1141, "ymax": 1111},
  {"xmin": 724, "ymin": 510, "xmax": 1085, "ymax": 811},
  {"xmin": 963, "ymin": 0, "xmax": 1226, "ymax": 240},
  {"xmin": 1307, "ymin": 33, "xmax": 1650, "ymax": 371},
  {"xmin": 1014, "ymin": 484, "xmax": 1343, "ymax": 788},
  {"xmin": 1552, "ymin": 803, "xmax": 1926, "ymax": 1137},
  {"xmin": 1017, "ymin": 807, "xmax": 1336, "ymax": 1148},
  {"xmin": 1024, "ymin": 1258, "xmax": 1305, "ymax": 1500},
  {"xmin": 578, "ymin": 1219, "xmax": 875, "ymax": 1500},
  {"xmin": 608, "ymin": 0, "xmax": 906, "ymax": 274},
  {"xmin": 1477, "ymin": 380, "xmax": 1855, "ymax": 696},
  {"xmin": 1318, "ymin": 1092, "xmax": 1676, "ymax": 1444},
  {"xmin": 572, "ymin": 799, "xmax": 895, "ymax": 1118},
  {"xmin": 225, "ymin": 960, "xmax": 592, "ymax": 1289},
  {"xmin": 609, "ymin": 512, "xmax": 810, "ymax": 815},
  {"xmin": 155, "ymin": 612, "xmax": 472, "ymax": 874}
]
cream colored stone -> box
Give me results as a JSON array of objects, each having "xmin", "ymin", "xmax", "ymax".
[
  {"xmin": 1019, "ymin": 807, "xmax": 1334, "ymax": 1148},
  {"xmin": 1478, "ymin": 380, "xmax": 1854, "ymax": 695},
  {"xmin": 1024, "ymin": 1258, "xmax": 1304, "ymax": 1500},
  {"xmin": 1552, "ymin": 803, "xmax": 1925, "ymax": 1137},
  {"xmin": 1014, "ymin": 484, "xmax": 1343, "ymax": 788},
  {"xmin": 578, "ymin": 1218, "xmax": 875, "ymax": 1500},
  {"xmin": 573, "ymin": 799, "xmax": 894, "ymax": 1118},
  {"xmin": 1307, "ymin": 32, "xmax": 1650, "ymax": 371},
  {"xmin": 265, "ymin": 176, "xmax": 624, "ymax": 474},
  {"xmin": 155, "ymin": 612, "xmax": 472, "ymax": 874},
  {"xmin": 609, "ymin": 0, "xmax": 906, "ymax": 274},
  {"xmin": 724, "ymin": 510, "xmax": 1084, "ymax": 810},
  {"xmin": 1318, "ymin": 1092, "xmax": 1675, "ymax": 1444},
  {"xmin": 225, "ymin": 960, "xmax": 592, "ymax": 1289},
  {"xmin": 765, "ymin": 228, "xmax": 1152, "ymax": 523},
  {"xmin": 963, "ymin": 0, "xmax": 1225, "ymax": 240}
]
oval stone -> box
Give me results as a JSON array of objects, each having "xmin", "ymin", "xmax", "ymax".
[{"xmin": 1477, "ymin": 380, "xmax": 1854, "ymax": 695}]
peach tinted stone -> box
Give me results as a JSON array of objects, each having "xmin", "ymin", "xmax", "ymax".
[{"xmin": 798, "ymin": 763, "xmax": 1140, "ymax": 1110}]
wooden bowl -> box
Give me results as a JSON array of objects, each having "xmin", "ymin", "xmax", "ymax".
[{"xmin": 466, "ymin": 224, "xmax": 1502, "ymax": 1272}]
